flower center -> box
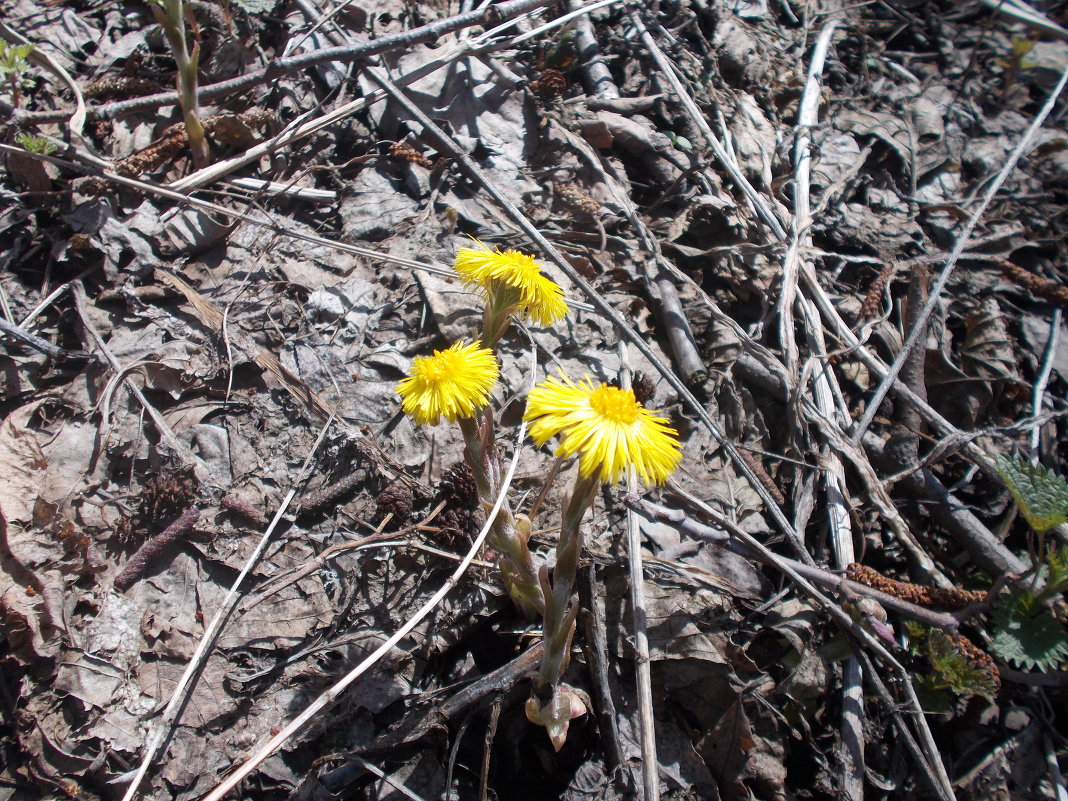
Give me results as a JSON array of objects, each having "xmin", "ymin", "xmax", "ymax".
[
  {"xmin": 589, "ymin": 385, "xmax": 640, "ymax": 424},
  {"xmin": 423, "ymin": 352, "xmax": 458, "ymax": 383}
]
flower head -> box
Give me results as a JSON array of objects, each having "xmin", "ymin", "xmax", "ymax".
[
  {"xmin": 398, "ymin": 341, "xmax": 499, "ymax": 426},
  {"xmin": 453, "ymin": 240, "xmax": 568, "ymax": 327},
  {"xmin": 524, "ymin": 373, "xmax": 681, "ymax": 485}
]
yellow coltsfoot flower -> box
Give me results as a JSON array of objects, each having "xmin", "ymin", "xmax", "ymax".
[
  {"xmin": 453, "ymin": 240, "xmax": 568, "ymax": 327},
  {"xmin": 397, "ymin": 340, "xmax": 499, "ymax": 426},
  {"xmin": 524, "ymin": 373, "xmax": 682, "ymax": 485}
]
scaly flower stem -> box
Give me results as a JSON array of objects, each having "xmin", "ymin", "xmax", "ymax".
[
  {"xmin": 458, "ymin": 414, "xmax": 544, "ymax": 617},
  {"xmin": 537, "ymin": 472, "xmax": 599, "ymax": 691},
  {"xmin": 153, "ymin": 0, "xmax": 209, "ymax": 168},
  {"xmin": 479, "ymin": 284, "xmax": 522, "ymax": 350},
  {"xmin": 525, "ymin": 472, "xmax": 598, "ymax": 750}
]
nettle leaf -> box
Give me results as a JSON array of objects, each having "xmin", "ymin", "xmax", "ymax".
[
  {"xmin": 925, "ymin": 628, "xmax": 998, "ymax": 701},
  {"xmin": 990, "ymin": 592, "xmax": 1068, "ymax": 672},
  {"xmin": 906, "ymin": 623, "xmax": 997, "ymax": 702},
  {"xmin": 1046, "ymin": 545, "xmax": 1068, "ymax": 594},
  {"xmin": 994, "ymin": 455, "xmax": 1068, "ymax": 532}
]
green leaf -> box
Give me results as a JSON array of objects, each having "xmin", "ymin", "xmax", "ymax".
[
  {"xmin": 1045, "ymin": 545, "xmax": 1068, "ymax": 594},
  {"xmin": 913, "ymin": 674, "xmax": 955, "ymax": 714},
  {"xmin": 989, "ymin": 592, "xmax": 1068, "ymax": 671},
  {"xmin": 0, "ymin": 42, "xmax": 35, "ymax": 76},
  {"xmin": 15, "ymin": 131, "xmax": 55, "ymax": 155},
  {"xmin": 994, "ymin": 454, "xmax": 1068, "ymax": 532},
  {"xmin": 925, "ymin": 629, "xmax": 998, "ymax": 701},
  {"xmin": 906, "ymin": 623, "xmax": 997, "ymax": 703}
]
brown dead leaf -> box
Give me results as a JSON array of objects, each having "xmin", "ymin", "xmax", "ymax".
[
  {"xmin": 700, "ymin": 696, "xmax": 755, "ymax": 798},
  {"xmin": 0, "ymin": 403, "xmax": 49, "ymax": 524},
  {"xmin": 962, "ymin": 297, "xmax": 1024, "ymax": 386}
]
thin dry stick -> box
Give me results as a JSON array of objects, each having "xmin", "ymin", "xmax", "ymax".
[
  {"xmin": 780, "ymin": 20, "xmax": 838, "ymax": 380},
  {"xmin": 0, "ymin": 314, "xmax": 91, "ymax": 362},
  {"xmin": 561, "ymin": 15, "xmax": 705, "ymax": 391},
  {"xmin": 655, "ymin": 488, "xmax": 960, "ymax": 629},
  {"xmin": 978, "ymin": 0, "xmax": 1068, "ymax": 39},
  {"xmin": 862, "ymin": 431, "xmax": 1028, "ymax": 577},
  {"xmin": 618, "ymin": 342, "xmax": 659, "ymax": 801},
  {"xmin": 568, "ymin": 0, "xmax": 619, "ymax": 100},
  {"xmin": 120, "ymin": 418, "xmax": 336, "ymax": 801},
  {"xmin": 801, "ymin": 390, "xmax": 952, "ymax": 586},
  {"xmin": 9, "ymin": 0, "xmax": 553, "ymax": 125},
  {"xmin": 478, "ymin": 696, "xmax": 503, "ymax": 801},
  {"xmin": 1044, "ymin": 734, "xmax": 1068, "ymax": 801},
  {"xmin": 796, "ymin": 254, "xmax": 999, "ymax": 488},
  {"xmin": 198, "ymin": 353, "xmax": 536, "ymax": 801},
  {"xmin": 852, "ymin": 63, "xmax": 1068, "ymax": 443},
  {"xmin": 71, "ymin": 282, "xmax": 196, "ymax": 467},
  {"xmin": 578, "ymin": 565, "xmax": 622, "ymax": 769},
  {"xmin": 625, "ymin": 11, "xmax": 788, "ymax": 241},
  {"xmin": 18, "ymin": 267, "xmax": 95, "ymax": 328},
  {"xmin": 346, "ymin": 754, "xmax": 429, "ymax": 801},
  {"xmin": 359, "ymin": 64, "xmax": 815, "ymax": 566},
  {"xmin": 789, "ymin": 25, "xmax": 862, "ymax": 796},
  {"xmin": 651, "ymin": 270, "xmax": 707, "ymax": 390},
  {"xmin": 169, "ymin": 0, "xmax": 620, "ymax": 193},
  {"xmin": 627, "ymin": 495, "xmax": 957, "ymax": 801},
  {"xmin": 5, "ymin": 140, "xmax": 602, "ymax": 322},
  {"xmin": 1029, "ymin": 308, "xmax": 1061, "ymax": 456},
  {"xmin": 0, "ymin": 18, "xmax": 86, "ymax": 134}
]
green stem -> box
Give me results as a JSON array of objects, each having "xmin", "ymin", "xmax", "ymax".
[
  {"xmin": 457, "ymin": 415, "xmax": 544, "ymax": 617},
  {"xmin": 537, "ymin": 472, "xmax": 599, "ymax": 692},
  {"xmin": 154, "ymin": 0, "xmax": 209, "ymax": 168},
  {"xmin": 479, "ymin": 284, "xmax": 521, "ymax": 350}
]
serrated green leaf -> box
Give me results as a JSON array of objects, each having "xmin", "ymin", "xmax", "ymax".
[
  {"xmin": 994, "ymin": 455, "xmax": 1068, "ymax": 532},
  {"xmin": 0, "ymin": 42, "xmax": 35, "ymax": 76},
  {"xmin": 1046, "ymin": 545, "xmax": 1068, "ymax": 594},
  {"xmin": 990, "ymin": 593, "xmax": 1068, "ymax": 671},
  {"xmin": 913, "ymin": 675, "xmax": 955, "ymax": 714},
  {"xmin": 925, "ymin": 629, "xmax": 998, "ymax": 701},
  {"xmin": 904, "ymin": 620, "xmax": 928, "ymax": 657},
  {"xmin": 15, "ymin": 131, "xmax": 54, "ymax": 155}
]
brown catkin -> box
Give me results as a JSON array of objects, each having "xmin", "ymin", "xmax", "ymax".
[
  {"xmin": 996, "ymin": 259, "xmax": 1068, "ymax": 306},
  {"xmin": 859, "ymin": 261, "xmax": 898, "ymax": 322},
  {"xmin": 737, "ymin": 448, "xmax": 785, "ymax": 506},
  {"xmin": 847, "ymin": 564, "xmax": 986, "ymax": 610},
  {"xmin": 389, "ymin": 141, "xmax": 434, "ymax": 169},
  {"xmin": 552, "ymin": 180, "xmax": 600, "ymax": 217},
  {"xmin": 296, "ymin": 472, "xmax": 364, "ymax": 518},
  {"xmin": 114, "ymin": 507, "xmax": 200, "ymax": 591},
  {"xmin": 220, "ymin": 495, "xmax": 268, "ymax": 527},
  {"xmin": 83, "ymin": 76, "xmax": 165, "ymax": 100}
]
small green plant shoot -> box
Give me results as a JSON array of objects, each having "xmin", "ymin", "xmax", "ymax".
[
  {"xmin": 151, "ymin": 0, "xmax": 209, "ymax": 167},
  {"xmin": 990, "ymin": 455, "xmax": 1068, "ymax": 671},
  {"xmin": 15, "ymin": 131, "xmax": 56, "ymax": 155},
  {"xmin": 0, "ymin": 42, "xmax": 35, "ymax": 108}
]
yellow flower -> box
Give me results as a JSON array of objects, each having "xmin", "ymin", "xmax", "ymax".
[
  {"xmin": 397, "ymin": 341, "xmax": 499, "ymax": 426},
  {"xmin": 524, "ymin": 373, "xmax": 682, "ymax": 485},
  {"xmin": 453, "ymin": 240, "xmax": 568, "ymax": 326}
]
